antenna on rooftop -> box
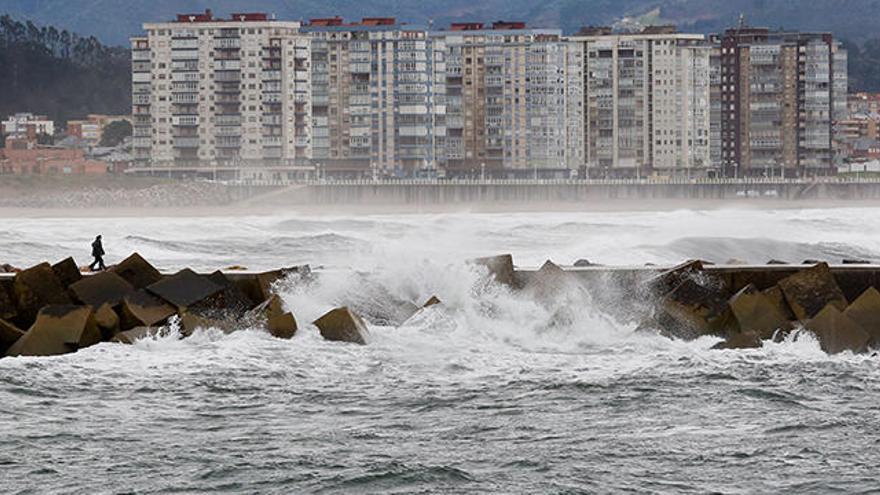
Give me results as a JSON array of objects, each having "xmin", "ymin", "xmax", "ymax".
[{"xmin": 738, "ymin": 13, "xmax": 746, "ymax": 29}]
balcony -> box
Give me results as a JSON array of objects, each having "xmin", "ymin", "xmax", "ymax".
[
  {"xmin": 215, "ymin": 38, "xmax": 241, "ymax": 49},
  {"xmin": 214, "ymin": 72, "xmax": 242, "ymax": 83},
  {"xmin": 216, "ymin": 137, "xmax": 241, "ymax": 148},
  {"xmin": 173, "ymin": 137, "xmax": 200, "ymax": 148},
  {"xmin": 215, "ymin": 126, "xmax": 241, "ymax": 136},
  {"xmin": 263, "ymin": 136, "xmax": 283, "ymax": 146},
  {"xmin": 215, "ymin": 115, "xmax": 241, "ymax": 126},
  {"xmin": 215, "ymin": 60, "xmax": 241, "ymax": 71},
  {"xmin": 172, "ymin": 115, "xmax": 199, "ymax": 126},
  {"xmin": 171, "ymin": 93, "xmax": 198, "ymax": 104},
  {"xmin": 263, "ymin": 148, "xmax": 283, "ymax": 159},
  {"xmin": 262, "ymin": 115, "xmax": 283, "ymax": 126}
]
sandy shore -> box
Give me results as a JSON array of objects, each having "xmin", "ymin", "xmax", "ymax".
[{"xmin": 3, "ymin": 198, "xmax": 880, "ymax": 218}]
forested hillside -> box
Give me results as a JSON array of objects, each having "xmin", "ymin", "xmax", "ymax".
[{"xmin": 0, "ymin": 15, "xmax": 130, "ymax": 127}]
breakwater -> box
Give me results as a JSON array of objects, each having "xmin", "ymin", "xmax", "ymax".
[
  {"xmin": 2, "ymin": 253, "xmax": 879, "ymax": 358},
  {"xmin": 237, "ymin": 178, "xmax": 880, "ymax": 206}
]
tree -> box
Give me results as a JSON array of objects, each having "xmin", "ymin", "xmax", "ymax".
[
  {"xmin": 0, "ymin": 16, "xmax": 131, "ymax": 125},
  {"xmin": 98, "ymin": 120, "xmax": 132, "ymax": 147},
  {"xmin": 36, "ymin": 133, "xmax": 53, "ymax": 145},
  {"xmin": 0, "ymin": 130, "xmax": 6, "ymax": 149}
]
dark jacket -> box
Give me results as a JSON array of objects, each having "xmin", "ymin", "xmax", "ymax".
[{"xmin": 92, "ymin": 239, "xmax": 105, "ymax": 257}]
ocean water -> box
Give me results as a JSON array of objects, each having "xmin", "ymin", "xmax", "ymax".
[{"xmin": 2, "ymin": 207, "xmax": 880, "ymax": 493}]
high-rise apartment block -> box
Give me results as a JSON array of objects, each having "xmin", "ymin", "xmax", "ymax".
[
  {"xmin": 132, "ymin": 10, "xmax": 312, "ymax": 179},
  {"xmin": 303, "ymin": 17, "xmax": 446, "ymax": 178},
  {"xmin": 709, "ymin": 27, "xmax": 847, "ymax": 177},
  {"xmin": 569, "ymin": 27, "xmax": 710, "ymax": 178},
  {"xmin": 130, "ymin": 11, "xmax": 849, "ymax": 179},
  {"xmin": 433, "ymin": 23, "xmax": 583, "ymax": 177}
]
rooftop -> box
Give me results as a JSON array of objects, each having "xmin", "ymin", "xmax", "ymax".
[{"xmin": 166, "ymin": 9, "xmax": 278, "ymax": 24}]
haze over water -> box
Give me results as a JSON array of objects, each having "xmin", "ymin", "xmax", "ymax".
[{"xmin": 2, "ymin": 207, "xmax": 880, "ymax": 493}]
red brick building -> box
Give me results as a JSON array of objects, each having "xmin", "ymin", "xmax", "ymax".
[{"xmin": 0, "ymin": 138, "xmax": 107, "ymax": 175}]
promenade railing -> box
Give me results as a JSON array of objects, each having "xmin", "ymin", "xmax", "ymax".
[{"xmin": 220, "ymin": 176, "xmax": 880, "ymax": 187}]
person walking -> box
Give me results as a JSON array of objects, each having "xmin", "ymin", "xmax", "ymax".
[{"xmin": 89, "ymin": 235, "xmax": 107, "ymax": 272}]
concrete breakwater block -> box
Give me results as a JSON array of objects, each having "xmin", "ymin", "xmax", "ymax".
[
  {"xmin": 423, "ymin": 296, "xmax": 442, "ymax": 308},
  {"xmin": 471, "ymin": 254, "xmax": 517, "ymax": 288},
  {"xmin": 111, "ymin": 253, "xmax": 163, "ymax": 290},
  {"xmin": 524, "ymin": 260, "xmax": 578, "ymax": 302},
  {"xmin": 12, "ymin": 262, "xmax": 72, "ymax": 328},
  {"xmin": 234, "ymin": 266, "xmax": 311, "ymax": 305},
  {"xmin": 778, "ymin": 262, "xmax": 848, "ymax": 320},
  {"xmin": 118, "ymin": 290, "xmax": 177, "ymax": 330},
  {"xmin": 6, "ymin": 305, "xmax": 100, "ymax": 357},
  {"xmin": 0, "ymin": 278, "xmax": 17, "ymax": 322},
  {"xmin": 711, "ymin": 330, "xmax": 763, "ymax": 350},
  {"xmin": 180, "ymin": 311, "xmax": 237, "ymax": 336},
  {"xmin": 314, "ymin": 307, "xmax": 369, "ymax": 345},
  {"xmin": 657, "ymin": 276, "xmax": 737, "ymax": 340},
  {"xmin": 95, "ymin": 303, "xmax": 120, "ymax": 340},
  {"xmin": 191, "ymin": 271, "xmax": 258, "ymax": 317},
  {"xmin": 146, "ymin": 269, "xmax": 223, "ymax": 310},
  {"xmin": 803, "ymin": 305, "xmax": 870, "ymax": 354},
  {"xmin": 0, "ymin": 319, "xmax": 25, "ymax": 355},
  {"xmin": 842, "ymin": 287, "xmax": 880, "ymax": 348},
  {"xmin": 110, "ymin": 326, "xmax": 162, "ymax": 344},
  {"xmin": 248, "ymin": 295, "xmax": 297, "ymax": 339},
  {"xmin": 728, "ymin": 284, "xmax": 791, "ymax": 340},
  {"xmin": 51, "ymin": 257, "xmax": 82, "ymax": 288},
  {"xmin": 70, "ymin": 271, "xmax": 135, "ymax": 307}
]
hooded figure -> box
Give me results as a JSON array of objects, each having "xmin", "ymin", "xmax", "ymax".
[{"xmin": 89, "ymin": 235, "xmax": 106, "ymax": 271}]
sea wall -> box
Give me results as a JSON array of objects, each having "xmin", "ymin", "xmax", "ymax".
[{"xmin": 250, "ymin": 180, "xmax": 880, "ymax": 205}]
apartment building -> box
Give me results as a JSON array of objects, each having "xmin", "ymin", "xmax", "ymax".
[
  {"xmin": 433, "ymin": 22, "xmax": 584, "ymax": 178},
  {"xmin": 132, "ymin": 10, "xmax": 312, "ymax": 178},
  {"xmin": 709, "ymin": 27, "xmax": 847, "ymax": 177},
  {"xmin": 67, "ymin": 114, "xmax": 132, "ymax": 146},
  {"xmin": 2, "ymin": 113, "xmax": 55, "ymax": 140},
  {"xmin": 568, "ymin": 27, "xmax": 711, "ymax": 178},
  {"xmin": 304, "ymin": 17, "xmax": 446, "ymax": 178}
]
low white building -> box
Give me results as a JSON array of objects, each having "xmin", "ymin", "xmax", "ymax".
[{"xmin": 2, "ymin": 113, "xmax": 55, "ymax": 139}]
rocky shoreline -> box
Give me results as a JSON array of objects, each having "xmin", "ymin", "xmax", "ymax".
[{"xmin": 1, "ymin": 253, "xmax": 879, "ymax": 358}]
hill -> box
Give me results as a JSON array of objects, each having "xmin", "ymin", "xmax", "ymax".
[
  {"xmin": 0, "ymin": 15, "xmax": 130, "ymax": 127},
  {"xmin": 1, "ymin": 0, "xmax": 880, "ymax": 45}
]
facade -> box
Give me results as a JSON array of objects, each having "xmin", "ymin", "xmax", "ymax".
[
  {"xmin": 67, "ymin": 114, "xmax": 133, "ymax": 146},
  {"xmin": 848, "ymin": 92, "xmax": 880, "ymax": 116},
  {"xmin": 304, "ymin": 17, "xmax": 446, "ymax": 178},
  {"xmin": 66, "ymin": 120, "xmax": 101, "ymax": 144},
  {"xmin": 569, "ymin": 28, "xmax": 711, "ymax": 178},
  {"xmin": 0, "ymin": 138, "xmax": 106, "ymax": 175},
  {"xmin": 132, "ymin": 10, "xmax": 312, "ymax": 179},
  {"xmin": 1, "ymin": 113, "xmax": 55, "ymax": 140},
  {"xmin": 434, "ymin": 22, "xmax": 584, "ymax": 178},
  {"xmin": 709, "ymin": 27, "xmax": 847, "ymax": 177}
]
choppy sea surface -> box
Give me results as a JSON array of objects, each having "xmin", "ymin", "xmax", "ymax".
[{"xmin": 2, "ymin": 207, "xmax": 880, "ymax": 494}]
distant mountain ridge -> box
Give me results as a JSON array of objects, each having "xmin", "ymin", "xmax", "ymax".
[{"xmin": 3, "ymin": 0, "xmax": 880, "ymax": 46}]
